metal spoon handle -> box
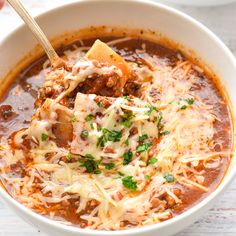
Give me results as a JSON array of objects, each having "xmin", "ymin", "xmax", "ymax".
[{"xmin": 7, "ymin": 0, "xmax": 59, "ymax": 65}]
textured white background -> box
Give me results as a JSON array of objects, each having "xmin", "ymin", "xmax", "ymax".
[{"xmin": 0, "ymin": 1, "xmax": 236, "ymax": 235}]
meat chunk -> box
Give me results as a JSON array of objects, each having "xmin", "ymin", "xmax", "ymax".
[
  {"xmin": 0, "ymin": 105, "xmax": 16, "ymax": 121},
  {"xmin": 52, "ymin": 109, "xmax": 73, "ymax": 147},
  {"xmin": 77, "ymin": 73, "xmax": 124, "ymax": 97}
]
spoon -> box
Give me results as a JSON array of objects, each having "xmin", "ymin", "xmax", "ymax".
[{"xmin": 7, "ymin": 0, "xmax": 63, "ymax": 68}]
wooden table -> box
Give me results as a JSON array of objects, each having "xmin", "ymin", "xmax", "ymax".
[{"xmin": 0, "ymin": 1, "xmax": 236, "ymax": 235}]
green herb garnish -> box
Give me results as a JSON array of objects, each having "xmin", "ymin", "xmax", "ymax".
[
  {"xmin": 83, "ymin": 159, "xmax": 98, "ymax": 173},
  {"xmin": 180, "ymin": 98, "xmax": 195, "ymax": 110},
  {"xmin": 105, "ymin": 163, "xmax": 115, "ymax": 170},
  {"xmin": 97, "ymin": 128, "xmax": 122, "ymax": 147},
  {"xmin": 123, "ymin": 96, "xmax": 132, "ymax": 101},
  {"xmin": 145, "ymin": 105, "xmax": 157, "ymax": 116},
  {"xmin": 108, "ymin": 130, "xmax": 122, "ymax": 142},
  {"xmin": 145, "ymin": 175, "xmax": 151, "ymax": 180},
  {"xmin": 121, "ymin": 120, "xmax": 132, "ymax": 128},
  {"xmin": 81, "ymin": 156, "xmax": 101, "ymax": 174},
  {"xmin": 163, "ymin": 172, "xmax": 175, "ymax": 183},
  {"xmin": 154, "ymin": 116, "xmax": 158, "ymax": 122},
  {"xmin": 121, "ymin": 112, "xmax": 135, "ymax": 128},
  {"xmin": 97, "ymin": 132, "xmax": 107, "ymax": 147},
  {"xmin": 71, "ymin": 116, "xmax": 77, "ymax": 123},
  {"xmin": 180, "ymin": 105, "xmax": 187, "ymax": 110},
  {"xmin": 97, "ymin": 101, "xmax": 103, "ymax": 108},
  {"xmin": 85, "ymin": 114, "xmax": 93, "ymax": 122},
  {"xmin": 186, "ymin": 98, "xmax": 194, "ymax": 105},
  {"xmin": 41, "ymin": 133, "xmax": 48, "ymax": 142},
  {"xmin": 81, "ymin": 130, "xmax": 89, "ymax": 138},
  {"xmin": 157, "ymin": 114, "xmax": 163, "ymax": 130},
  {"xmin": 122, "ymin": 112, "xmax": 134, "ymax": 120},
  {"xmin": 160, "ymin": 130, "xmax": 170, "ymax": 136},
  {"xmin": 66, "ymin": 153, "xmax": 72, "ymax": 161},
  {"xmin": 123, "ymin": 151, "xmax": 133, "ymax": 165},
  {"xmin": 118, "ymin": 171, "xmax": 125, "ymax": 177},
  {"xmin": 124, "ymin": 139, "xmax": 129, "ymax": 146},
  {"xmin": 136, "ymin": 142, "xmax": 153, "ymax": 153},
  {"xmin": 139, "ymin": 134, "xmax": 148, "ymax": 142},
  {"xmin": 85, "ymin": 154, "xmax": 95, "ymax": 159},
  {"xmin": 90, "ymin": 123, "xmax": 95, "ymax": 130},
  {"xmin": 122, "ymin": 176, "xmax": 137, "ymax": 190},
  {"xmin": 149, "ymin": 157, "xmax": 158, "ymax": 165}
]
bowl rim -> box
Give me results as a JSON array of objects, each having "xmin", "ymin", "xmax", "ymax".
[{"xmin": 0, "ymin": 0, "xmax": 236, "ymax": 235}]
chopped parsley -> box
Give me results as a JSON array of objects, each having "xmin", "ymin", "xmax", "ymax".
[
  {"xmin": 123, "ymin": 112, "xmax": 134, "ymax": 120},
  {"xmin": 97, "ymin": 132, "xmax": 107, "ymax": 147},
  {"xmin": 41, "ymin": 133, "xmax": 48, "ymax": 141},
  {"xmin": 65, "ymin": 153, "xmax": 72, "ymax": 161},
  {"xmin": 145, "ymin": 175, "xmax": 151, "ymax": 180},
  {"xmin": 97, "ymin": 128, "xmax": 122, "ymax": 147},
  {"xmin": 157, "ymin": 114, "xmax": 163, "ymax": 130},
  {"xmin": 82, "ymin": 159, "xmax": 98, "ymax": 173},
  {"xmin": 163, "ymin": 172, "xmax": 176, "ymax": 183},
  {"xmin": 124, "ymin": 139, "xmax": 129, "ymax": 146},
  {"xmin": 180, "ymin": 105, "xmax": 187, "ymax": 110},
  {"xmin": 105, "ymin": 163, "xmax": 115, "ymax": 170},
  {"xmin": 180, "ymin": 98, "xmax": 195, "ymax": 110},
  {"xmin": 122, "ymin": 176, "xmax": 137, "ymax": 190},
  {"xmin": 85, "ymin": 154, "xmax": 95, "ymax": 159},
  {"xmin": 121, "ymin": 112, "xmax": 135, "ymax": 128},
  {"xmin": 71, "ymin": 116, "xmax": 77, "ymax": 123},
  {"xmin": 85, "ymin": 114, "xmax": 93, "ymax": 122},
  {"xmin": 139, "ymin": 134, "xmax": 148, "ymax": 142},
  {"xmin": 90, "ymin": 123, "xmax": 95, "ymax": 130},
  {"xmin": 149, "ymin": 157, "xmax": 158, "ymax": 165},
  {"xmin": 108, "ymin": 130, "xmax": 122, "ymax": 142},
  {"xmin": 122, "ymin": 96, "xmax": 132, "ymax": 101},
  {"xmin": 81, "ymin": 154, "xmax": 101, "ymax": 174},
  {"xmin": 186, "ymin": 98, "xmax": 194, "ymax": 105},
  {"xmin": 97, "ymin": 101, "xmax": 103, "ymax": 108},
  {"xmin": 81, "ymin": 130, "xmax": 89, "ymax": 138},
  {"xmin": 121, "ymin": 120, "xmax": 132, "ymax": 128},
  {"xmin": 123, "ymin": 151, "xmax": 133, "ymax": 165},
  {"xmin": 160, "ymin": 130, "xmax": 170, "ymax": 136},
  {"xmin": 136, "ymin": 142, "xmax": 153, "ymax": 153},
  {"xmin": 157, "ymin": 113, "xmax": 170, "ymax": 136},
  {"xmin": 145, "ymin": 105, "xmax": 157, "ymax": 116},
  {"xmin": 118, "ymin": 171, "xmax": 125, "ymax": 177}
]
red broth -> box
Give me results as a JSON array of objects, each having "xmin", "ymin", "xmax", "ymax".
[{"xmin": 0, "ymin": 36, "xmax": 233, "ymax": 229}]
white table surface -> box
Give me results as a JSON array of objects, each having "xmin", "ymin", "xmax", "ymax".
[{"xmin": 0, "ymin": 1, "xmax": 236, "ymax": 235}]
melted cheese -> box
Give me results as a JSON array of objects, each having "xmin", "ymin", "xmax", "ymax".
[{"xmin": 0, "ymin": 39, "xmax": 228, "ymax": 230}]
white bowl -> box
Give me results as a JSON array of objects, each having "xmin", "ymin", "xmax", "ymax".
[
  {"xmin": 164, "ymin": 0, "xmax": 236, "ymax": 6},
  {"xmin": 0, "ymin": 1, "xmax": 235, "ymax": 236}
]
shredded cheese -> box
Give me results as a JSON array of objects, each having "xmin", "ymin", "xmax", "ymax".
[{"xmin": 0, "ymin": 38, "xmax": 231, "ymax": 230}]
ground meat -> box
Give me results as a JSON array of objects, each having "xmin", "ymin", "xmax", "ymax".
[
  {"xmin": 129, "ymin": 127, "xmax": 138, "ymax": 136},
  {"xmin": 151, "ymin": 197, "xmax": 167, "ymax": 209},
  {"xmin": 103, "ymin": 146, "xmax": 116, "ymax": 153},
  {"xmin": 77, "ymin": 73, "xmax": 124, "ymax": 97},
  {"xmin": 123, "ymin": 72, "xmax": 142, "ymax": 97},
  {"xmin": 0, "ymin": 105, "xmax": 16, "ymax": 121},
  {"xmin": 94, "ymin": 96, "xmax": 113, "ymax": 108},
  {"xmin": 52, "ymin": 109, "xmax": 73, "ymax": 147}
]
